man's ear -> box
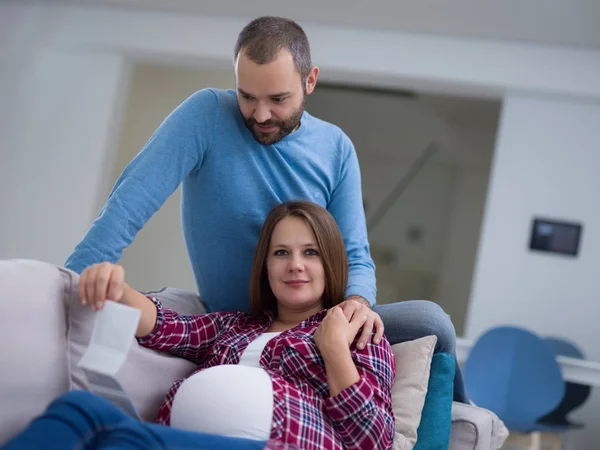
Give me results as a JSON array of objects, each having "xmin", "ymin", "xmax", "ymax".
[{"xmin": 305, "ymin": 66, "xmax": 319, "ymax": 95}]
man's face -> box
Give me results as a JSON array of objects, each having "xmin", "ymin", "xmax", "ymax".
[{"xmin": 235, "ymin": 49, "xmax": 318, "ymax": 145}]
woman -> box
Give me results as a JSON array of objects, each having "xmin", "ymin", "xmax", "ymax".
[{"xmin": 3, "ymin": 201, "xmax": 395, "ymax": 450}]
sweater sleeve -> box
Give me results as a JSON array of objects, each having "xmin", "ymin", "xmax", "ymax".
[
  {"xmin": 64, "ymin": 89, "xmax": 219, "ymax": 273},
  {"xmin": 327, "ymin": 133, "xmax": 377, "ymax": 305}
]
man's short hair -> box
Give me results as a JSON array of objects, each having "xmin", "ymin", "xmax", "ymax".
[{"xmin": 234, "ymin": 16, "xmax": 312, "ymax": 84}]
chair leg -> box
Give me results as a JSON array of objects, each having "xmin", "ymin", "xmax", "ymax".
[
  {"xmin": 529, "ymin": 431, "xmax": 541, "ymax": 450},
  {"xmin": 544, "ymin": 433, "xmax": 563, "ymax": 450},
  {"xmin": 503, "ymin": 431, "xmax": 563, "ymax": 450},
  {"xmin": 503, "ymin": 432, "xmax": 535, "ymax": 450}
]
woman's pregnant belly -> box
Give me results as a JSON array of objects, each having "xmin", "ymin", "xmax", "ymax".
[{"xmin": 170, "ymin": 364, "xmax": 274, "ymax": 441}]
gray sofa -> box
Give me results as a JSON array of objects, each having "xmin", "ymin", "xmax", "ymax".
[{"xmin": 0, "ymin": 259, "xmax": 508, "ymax": 449}]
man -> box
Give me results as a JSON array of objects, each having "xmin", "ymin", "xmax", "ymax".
[{"xmin": 65, "ymin": 16, "xmax": 467, "ymax": 401}]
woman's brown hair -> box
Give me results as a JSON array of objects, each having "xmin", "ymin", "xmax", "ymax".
[{"xmin": 249, "ymin": 200, "xmax": 348, "ymax": 317}]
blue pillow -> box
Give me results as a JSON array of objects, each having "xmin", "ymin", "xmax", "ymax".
[{"xmin": 413, "ymin": 352, "xmax": 455, "ymax": 450}]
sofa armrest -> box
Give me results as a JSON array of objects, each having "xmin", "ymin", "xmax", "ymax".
[
  {"xmin": 449, "ymin": 402, "xmax": 509, "ymax": 450},
  {"xmin": 0, "ymin": 260, "xmax": 71, "ymax": 443}
]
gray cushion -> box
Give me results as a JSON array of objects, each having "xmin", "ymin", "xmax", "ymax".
[
  {"xmin": 450, "ymin": 402, "xmax": 509, "ymax": 450},
  {"xmin": 141, "ymin": 287, "xmax": 206, "ymax": 316}
]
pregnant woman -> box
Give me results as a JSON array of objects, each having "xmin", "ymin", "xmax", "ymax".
[{"xmin": 3, "ymin": 201, "xmax": 395, "ymax": 450}]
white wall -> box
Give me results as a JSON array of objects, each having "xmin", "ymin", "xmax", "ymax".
[
  {"xmin": 466, "ymin": 94, "xmax": 600, "ymax": 447},
  {"xmin": 1, "ymin": 2, "xmax": 46, "ymax": 257},
  {"xmin": 0, "ymin": 46, "xmax": 127, "ymax": 263}
]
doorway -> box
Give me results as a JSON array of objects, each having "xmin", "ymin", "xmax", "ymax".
[{"xmin": 307, "ymin": 84, "xmax": 500, "ymax": 335}]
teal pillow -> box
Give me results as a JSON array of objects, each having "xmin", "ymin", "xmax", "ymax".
[{"xmin": 413, "ymin": 352, "xmax": 455, "ymax": 450}]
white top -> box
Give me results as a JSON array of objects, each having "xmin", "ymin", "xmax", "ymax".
[
  {"xmin": 238, "ymin": 332, "xmax": 281, "ymax": 367},
  {"xmin": 170, "ymin": 332, "xmax": 281, "ymax": 441}
]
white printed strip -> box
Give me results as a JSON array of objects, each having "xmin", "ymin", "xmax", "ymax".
[{"xmin": 77, "ymin": 301, "xmax": 142, "ymax": 419}]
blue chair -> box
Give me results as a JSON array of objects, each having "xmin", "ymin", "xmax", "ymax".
[
  {"xmin": 464, "ymin": 326, "xmax": 565, "ymax": 449},
  {"xmin": 537, "ymin": 337, "xmax": 591, "ymax": 430}
]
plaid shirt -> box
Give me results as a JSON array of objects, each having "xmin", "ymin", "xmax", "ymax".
[{"xmin": 138, "ymin": 298, "xmax": 396, "ymax": 450}]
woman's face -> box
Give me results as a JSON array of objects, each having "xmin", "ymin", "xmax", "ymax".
[{"xmin": 266, "ymin": 216, "xmax": 326, "ymax": 313}]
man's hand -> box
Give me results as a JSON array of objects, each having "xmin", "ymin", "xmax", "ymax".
[{"xmin": 338, "ymin": 296, "xmax": 384, "ymax": 349}]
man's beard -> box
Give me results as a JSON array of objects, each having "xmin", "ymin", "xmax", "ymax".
[{"xmin": 243, "ymin": 99, "xmax": 306, "ymax": 145}]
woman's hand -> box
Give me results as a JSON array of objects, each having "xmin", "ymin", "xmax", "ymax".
[
  {"xmin": 79, "ymin": 262, "xmax": 127, "ymax": 311},
  {"xmin": 315, "ymin": 306, "xmax": 366, "ymax": 397},
  {"xmin": 314, "ymin": 306, "xmax": 368, "ymax": 358},
  {"xmin": 79, "ymin": 262, "xmax": 158, "ymax": 337}
]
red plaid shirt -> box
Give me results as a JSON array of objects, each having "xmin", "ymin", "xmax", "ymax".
[{"xmin": 138, "ymin": 298, "xmax": 396, "ymax": 450}]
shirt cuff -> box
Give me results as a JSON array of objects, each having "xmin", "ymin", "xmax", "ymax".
[
  {"xmin": 324, "ymin": 376, "xmax": 374, "ymax": 422},
  {"xmin": 136, "ymin": 296, "xmax": 165, "ymax": 345}
]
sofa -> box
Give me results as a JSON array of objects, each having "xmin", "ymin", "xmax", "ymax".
[{"xmin": 0, "ymin": 259, "xmax": 508, "ymax": 449}]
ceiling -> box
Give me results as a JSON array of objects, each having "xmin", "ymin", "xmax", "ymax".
[{"xmin": 57, "ymin": 0, "xmax": 600, "ymax": 49}]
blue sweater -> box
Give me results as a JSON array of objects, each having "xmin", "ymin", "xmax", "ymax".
[{"xmin": 65, "ymin": 89, "xmax": 376, "ymax": 312}]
